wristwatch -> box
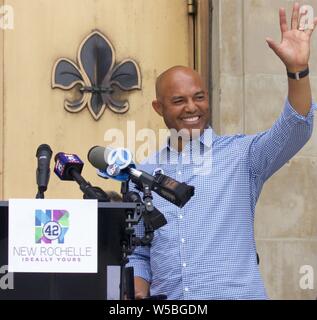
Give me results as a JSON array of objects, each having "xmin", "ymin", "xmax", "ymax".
[{"xmin": 287, "ymin": 67, "xmax": 309, "ymax": 80}]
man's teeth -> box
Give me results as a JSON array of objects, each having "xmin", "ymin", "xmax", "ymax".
[{"xmin": 183, "ymin": 116, "xmax": 199, "ymax": 122}]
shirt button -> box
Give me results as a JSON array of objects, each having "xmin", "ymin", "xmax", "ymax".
[
  {"xmin": 182, "ymin": 262, "xmax": 187, "ymax": 267},
  {"xmin": 179, "ymin": 214, "xmax": 183, "ymax": 219},
  {"xmin": 178, "ymin": 171, "xmax": 182, "ymax": 175},
  {"xmin": 184, "ymin": 287, "xmax": 189, "ymax": 292},
  {"xmin": 181, "ymin": 238, "xmax": 185, "ymax": 243}
]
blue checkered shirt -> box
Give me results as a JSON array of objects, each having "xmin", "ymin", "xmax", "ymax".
[{"xmin": 127, "ymin": 99, "xmax": 316, "ymax": 299}]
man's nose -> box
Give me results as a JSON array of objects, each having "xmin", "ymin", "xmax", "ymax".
[{"xmin": 184, "ymin": 99, "xmax": 197, "ymax": 112}]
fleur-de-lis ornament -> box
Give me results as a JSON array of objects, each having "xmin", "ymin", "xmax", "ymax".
[{"xmin": 52, "ymin": 31, "xmax": 141, "ymax": 120}]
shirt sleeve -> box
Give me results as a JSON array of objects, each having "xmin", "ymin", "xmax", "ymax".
[
  {"xmin": 126, "ymin": 242, "xmax": 152, "ymax": 283},
  {"xmin": 250, "ymin": 99, "xmax": 316, "ymax": 182}
]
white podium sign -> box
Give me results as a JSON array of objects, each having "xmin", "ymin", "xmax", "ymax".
[{"xmin": 8, "ymin": 199, "xmax": 98, "ymax": 273}]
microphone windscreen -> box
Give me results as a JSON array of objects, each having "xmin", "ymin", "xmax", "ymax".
[
  {"xmin": 36, "ymin": 144, "xmax": 52, "ymax": 158},
  {"xmin": 87, "ymin": 146, "xmax": 112, "ymax": 170}
]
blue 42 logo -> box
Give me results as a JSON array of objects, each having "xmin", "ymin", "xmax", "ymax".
[
  {"xmin": 35, "ymin": 209, "xmax": 69, "ymax": 244},
  {"xmin": 43, "ymin": 221, "xmax": 62, "ymax": 240}
]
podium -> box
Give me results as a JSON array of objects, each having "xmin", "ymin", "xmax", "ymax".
[{"xmin": 0, "ymin": 201, "xmax": 138, "ymax": 300}]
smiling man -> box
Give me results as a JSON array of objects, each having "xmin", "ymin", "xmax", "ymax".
[
  {"xmin": 127, "ymin": 3, "xmax": 317, "ymax": 300},
  {"xmin": 151, "ymin": 66, "xmax": 210, "ymax": 152}
]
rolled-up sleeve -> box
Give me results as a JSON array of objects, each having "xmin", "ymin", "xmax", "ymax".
[
  {"xmin": 250, "ymin": 99, "xmax": 316, "ymax": 182},
  {"xmin": 127, "ymin": 243, "xmax": 152, "ymax": 282}
]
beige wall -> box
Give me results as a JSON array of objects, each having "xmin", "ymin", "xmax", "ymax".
[
  {"xmin": 212, "ymin": 0, "xmax": 317, "ymax": 299},
  {"xmin": 0, "ymin": 0, "xmax": 191, "ymax": 199}
]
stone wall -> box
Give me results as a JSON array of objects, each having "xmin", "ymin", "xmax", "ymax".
[{"xmin": 212, "ymin": 0, "xmax": 317, "ymax": 299}]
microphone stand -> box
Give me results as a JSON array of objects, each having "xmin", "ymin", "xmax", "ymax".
[
  {"xmin": 70, "ymin": 169, "xmax": 109, "ymax": 201},
  {"xmin": 120, "ymin": 181, "xmax": 155, "ymax": 300},
  {"xmin": 119, "ymin": 180, "xmax": 156, "ymax": 299},
  {"xmin": 139, "ymin": 183, "xmax": 155, "ymax": 245},
  {"xmin": 36, "ymin": 190, "xmax": 45, "ymax": 199},
  {"xmin": 122, "ymin": 182, "xmax": 166, "ymax": 300},
  {"xmin": 109, "ymin": 178, "xmax": 166, "ymax": 300},
  {"xmin": 120, "ymin": 179, "xmax": 135, "ymax": 300}
]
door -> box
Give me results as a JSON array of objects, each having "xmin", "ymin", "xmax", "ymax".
[{"xmin": 0, "ymin": 0, "xmax": 195, "ymax": 199}]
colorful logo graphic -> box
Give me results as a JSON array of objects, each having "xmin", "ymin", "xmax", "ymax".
[{"xmin": 35, "ymin": 209, "xmax": 69, "ymax": 244}]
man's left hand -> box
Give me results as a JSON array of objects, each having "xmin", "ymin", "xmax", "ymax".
[{"xmin": 266, "ymin": 2, "xmax": 317, "ymax": 72}]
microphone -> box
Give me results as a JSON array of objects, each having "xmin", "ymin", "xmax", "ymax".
[
  {"xmin": 54, "ymin": 152, "xmax": 110, "ymax": 201},
  {"xmin": 36, "ymin": 144, "xmax": 53, "ymax": 198},
  {"xmin": 129, "ymin": 169, "xmax": 195, "ymax": 208},
  {"xmin": 54, "ymin": 152, "xmax": 83, "ymax": 181},
  {"xmin": 87, "ymin": 146, "xmax": 195, "ymax": 208},
  {"xmin": 88, "ymin": 146, "xmax": 136, "ymax": 181}
]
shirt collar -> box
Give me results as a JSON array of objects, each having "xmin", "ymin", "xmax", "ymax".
[{"xmin": 159, "ymin": 127, "xmax": 214, "ymax": 155}]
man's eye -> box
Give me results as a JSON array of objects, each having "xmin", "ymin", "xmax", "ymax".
[
  {"xmin": 196, "ymin": 95, "xmax": 205, "ymax": 100},
  {"xmin": 173, "ymin": 100, "xmax": 183, "ymax": 104}
]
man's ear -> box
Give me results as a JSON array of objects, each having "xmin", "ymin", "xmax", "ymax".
[{"xmin": 152, "ymin": 100, "xmax": 163, "ymax": 116}]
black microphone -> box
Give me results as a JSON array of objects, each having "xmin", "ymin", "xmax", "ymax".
[
  {"xmin": 36, "ymin": 144, "xmax": 52, "ymax": 198},
  {"xmin": 130, "ymin": 171, "xmax": 195, "ymax": 208},
  {"xmin": 54, "ymin": 152, "xmax": 110, "ymax": 201},
  {"xmin": 87, "ymin": 146, "xmax": 195, "ymax": 208}
]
